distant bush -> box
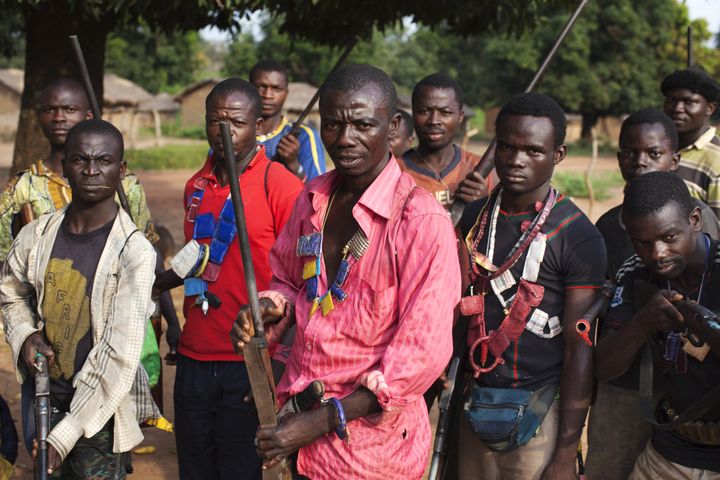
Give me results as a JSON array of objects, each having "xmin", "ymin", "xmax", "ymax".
[
  {"xmin": 552, "ymin": 171, "xmax": 623, "ymax": 201},
  {"xmin": 125, "ymin": 144, "xmax": 209, "ymax": 170}
]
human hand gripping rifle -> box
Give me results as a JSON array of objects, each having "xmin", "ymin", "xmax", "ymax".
[
  {"xmin": 68, "ymin": 35, "xmax": 132, "ymax": 219},
  {"xmin": 220, "ymin": 122, "xmax": 291, "ymax": 480},
  {"xmin": 427, "ymin": 357, "xmax": 460, "ymax": 480},
  {"xmin": 448, "ymin": 0, "xmax": 590, "ymax": 226},
  {"xmin": 34, "ymin": 352, "xmax": 50, "ymax": 480}
]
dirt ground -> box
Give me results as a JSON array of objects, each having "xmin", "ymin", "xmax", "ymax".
[{"xmin": 0, "ymin": 139, "xmax": 619, "ymax": 478}]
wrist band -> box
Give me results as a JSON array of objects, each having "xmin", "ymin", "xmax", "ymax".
[{"xmin": 327, "ymin": 397, "xmax": 349, "ymax": 442}]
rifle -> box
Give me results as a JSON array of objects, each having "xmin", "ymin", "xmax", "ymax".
[
  {"xmin": 68, "ymin": 35, "xmax": 133, "ymax": 220},
  {"xmin": 34, "ymin": 353, "xmax": 50, "ymax": 480},
  {"xmin": 575, "ymin": 281, "xmax": 615, "ymax": 346},
  {"xmin": 274, "ymin": 38, "xmax": 358, "ymax": 162},
  {"xmin": 687, "ymin": 25, "xmax": 694, "ymax": 68},
  {"xmin": 448, "ymin": 0, "xmax": 590, "ymax": 226},
  {"xmin": 427, "ymin": 357, "xmax": 460, "ymax": 480},
  {"xmin": 220, "ymin": 121, "xmax": 291, "ymax": 479}
]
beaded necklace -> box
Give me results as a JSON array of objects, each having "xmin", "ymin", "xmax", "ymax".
[{"xmin": 297, "ymin": 187, "xmax": 370, "ymax": 317}]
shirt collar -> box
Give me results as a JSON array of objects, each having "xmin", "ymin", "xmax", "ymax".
[
  {"xmin": 35, "ymin": 160, "xmax": 69, "ymax": 187},
  {"xmin": 197, "ymin": 144, "xmax": 266, "ymax": 183},
  {"xmin": 683, "ymin": 126, "xmax": 717, "ymax": 152},
  {"xmin": 257, "ymin": 117, "xmax": 289, "ymax": 142},
  {"xmin": 306, "ymin": 154, "xmax": 402, "ymax": 230}
]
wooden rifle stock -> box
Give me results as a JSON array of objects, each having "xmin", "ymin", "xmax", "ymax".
[
  {"xmin": 220, "ymin": 122, "xmax": 290, "ymax": 479},
  {"xmin": 277, "ymin": 37, "xmax": 358, "ymax": 151},
  {"xmin": 449, "ymin": 0, "xmax": 590, "ymax": 225},
  {"xmin": 68, "ymin": 35, "xmax": 132, "ymax": 220}
]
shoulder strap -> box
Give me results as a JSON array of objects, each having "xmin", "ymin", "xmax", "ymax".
[{"xmin": 639, "ymin": 342, "xmax": 720, "ymax": 429}]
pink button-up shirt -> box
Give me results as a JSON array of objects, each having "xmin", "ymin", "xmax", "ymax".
[{"xmin": 264, "ymin": 158, "xmax": 460, "ymax": 479}]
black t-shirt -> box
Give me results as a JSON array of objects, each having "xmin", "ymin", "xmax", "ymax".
[
  {"xmin": 461, "ymin": 193, "xmax": 606, "ymax": 390},
  {"xmin": 41, "ymin": 215, "xmax": 114, "ymax": 411},
  {"xmin": 606, "ymin": 242, "xmax": 720, "ymax": 471}
]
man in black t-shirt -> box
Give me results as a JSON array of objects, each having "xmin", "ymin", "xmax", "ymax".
[
  {"xmin": 587, "ymin": 108, "xmax": 720, "ymax": 480},
  {"xmin": 457, "ymin": 93, "xmax": 606, "ymax": 480},
  {"xmin": 596, "ymin": 172, "xmax": 720, "ymax": 479}
]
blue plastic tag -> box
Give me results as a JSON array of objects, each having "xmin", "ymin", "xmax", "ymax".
[
  {"xmin": 184, "ymin": 277, "xmax": 208, "ymax": 297},
  {"xmin": 297, "ymin": 232, "xmax": 322, "ymax": 257}
]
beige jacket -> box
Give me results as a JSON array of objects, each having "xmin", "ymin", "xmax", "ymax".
[{"xmin": 0, "ymin": 207, "xmax": 158, "ymax": 459}]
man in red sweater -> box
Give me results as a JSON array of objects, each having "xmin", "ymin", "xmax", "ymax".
[{"xmin": 155, "ymin": 77, "xmax": 303, "ymax": 480}]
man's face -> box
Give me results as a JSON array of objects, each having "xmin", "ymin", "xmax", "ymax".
[
  {"xmin": 205, "ymin": 92, "xmax": 262, "ymax": 164},
  {"xmin": 320, "ymin": 85, "xmax": 400, "ymax": 180},
  {"xmin": 63, "ymin": 132, "xmax": 125, "ymax": 204},
  {"xmin": 494, "ymin": 114, "xmax": 565, "ymax": 195},
  {"xmin": 412, "ymin": 86, "xmax": 463, "ymax": 150},
  {"xmin": 663, "ymin": 88, "xmax": 717, "ymax": 136},
  {"xmin": 250, "ymin": 70, "xmax": 288, "ymax": 119},
  {"xmin": 624, "ymin": 202, "xmax": 702, "ymax": 280},
  {"xmin": 618, "ymin": 123, "xmax": 679, "ymax": 183},
  {"xmin": 37, "ymin": 87, "xmax": 91, "ymax": 147}
]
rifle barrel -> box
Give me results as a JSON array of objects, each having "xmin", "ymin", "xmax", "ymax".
[
  {"xmin": 285, "ymin": 37, "xmax": 358, "ymax": 139},
  {"xmin": 35, "ymin": 353, "xmax": 50, "ymax": 480},
  {"xmin": 452, "ymin": 0, "xmax": 591, "ymax": 225},
  {"xmin": 687, "ymin": 25, "xmax": 694, "ymax": 67},
  {"xmin": 68, "ymin": 35, "xmax": 133, "ymax": 220},
  {"xmin": 220, "ymin": 122, "xmax": 265, "ymax": 337}
]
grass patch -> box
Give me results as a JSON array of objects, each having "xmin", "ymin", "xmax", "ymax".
[
  {"xmin": 552, "ymin": 171, "xmax": 624, "ymax": 201},
  {"xmin": 567, "ymin": 138, "xmax": 617, "ymax": 157},
  {"xmin": 125, "ymin": 144, "xmax": 209, "ymax": 170}
]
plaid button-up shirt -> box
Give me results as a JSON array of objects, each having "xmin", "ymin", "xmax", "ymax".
[{"xmin": 0, "ymin": 208, "xmax": 158, "ymax": 459}]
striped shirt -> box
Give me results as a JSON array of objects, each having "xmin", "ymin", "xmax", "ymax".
[
  {"xmin": 258, "ymin": 116, "xmax": 326, "ymax": 180},
  {"xmin": 0, "ymin": 208, "xmax": 159, "ymax": 459},
  {"xmin": 262, "ymin": 158, "xmax": 460, "ymax": 479},
  {"xmin": 677, "ymin": 126, "xmax": 720, "ymax": 217}
]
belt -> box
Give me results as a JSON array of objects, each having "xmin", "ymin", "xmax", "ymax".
[{"xmin": 662, "ymin": 400, "xmax": 720, "ymax": 446}]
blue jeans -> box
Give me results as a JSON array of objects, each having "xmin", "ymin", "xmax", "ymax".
[{"xmin": 174, "ymin": 354, "xmax": 261, "ymax": 480}]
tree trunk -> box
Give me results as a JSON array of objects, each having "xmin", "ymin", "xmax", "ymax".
[
  {"xmin": 580, "ymin": 111, "xmax": 598, "ymax": 142},
  {"xmin": 11, "ymin": 1, "xmax": 113, "ymax": 175}
]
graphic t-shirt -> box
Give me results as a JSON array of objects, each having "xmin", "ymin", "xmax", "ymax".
[
  {"xmin": 42, "ymin": 215, "xmax": 113, "ymax": 411},
  {"xmin": 400, "ymin": 145, "xmax": 487, "ymax": 208},
  {"xmin": 460, "ymin": 193, "xmax": 606, "ymax": 389}
]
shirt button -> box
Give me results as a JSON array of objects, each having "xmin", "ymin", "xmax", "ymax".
[
  {"xmin": 306, "ymin": 343, "xmax": 312, "ymax": 351},
  {"xmin": 298, "ymin": 379, "xmax": 305, "ymax": 386}
]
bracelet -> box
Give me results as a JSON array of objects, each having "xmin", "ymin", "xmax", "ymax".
[
  {"xmin": 194, "ymin": 244, "xmax": 210, "ymax": 278},
  {"xmin": 327, "ymin": 397, "xmax": 349, "ymax": 442}
]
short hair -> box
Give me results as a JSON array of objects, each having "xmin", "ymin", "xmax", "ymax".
[
  {"xmin": 620, "ymin": 108, "xmax": 679, "ymax": 151},
  {"xmin": 412, "ymin": 73, "xmax": 464, "ymax": 108},
  {"xmin": 496, "ymin": 92, "xmax": 567, "ymax": 147},
  {"xmin": 37, "ymin": 78, "xmax": 90, "ymax": 110},
  {"xmin": 206, "ymin": 77, "xmax": 262, "ymax": 119},
  {"xmin": 249, "ymin": 59, "xmax": 289, "ymax": 86},
  {"xmin": 65, "ymin": 119, "xmax": 124, "ymax": 160},
  {"xmin": 623, "ymin": 171, "xmax": 695, "ymax": 219},
  {"xmin": 319, "ymin": 64, "xmax": 397, "ymax": 118},
  {"xmin": 661, "ymin": 67, "xmax": 720, "ymax": 103},
  {"xmin": 398, "ymin": 109, "xmax": 413, "ymax": 137}
]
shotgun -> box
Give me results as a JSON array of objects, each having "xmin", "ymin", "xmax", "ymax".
[
  {"xmin": 220, "ymin": 121, "xmax": 291, "ymax": 480},
  {"xmin": 448, "ymin": 0, "xmax": 590, "ymax": 225},
  {"xmin": 428, "ymin": 357, "xmax": 460, "ymax": 480},
  {"xmin": 575, "ymin": 281, "xmax": 615, "ymax": 346},
  {"xmin": 68, "ymin": 35, "xmax": 133, "ymax": 220},
  {"xmin": 34, "ymin": 353, "xmax": 50, "ymax": 480}
]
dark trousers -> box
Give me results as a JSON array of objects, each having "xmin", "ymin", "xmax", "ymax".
[{"xmin": 174, "ymin": 354, "xmax": 261, "ymax": 480}]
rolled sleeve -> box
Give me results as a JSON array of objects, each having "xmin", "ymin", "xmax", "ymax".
[{"xmin": 371, "ymin": 210, "xmax": 460, "ymax": 418}]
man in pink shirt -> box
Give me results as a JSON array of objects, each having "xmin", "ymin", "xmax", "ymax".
[{"xmin": 231, "ymin": 64, "xmax": 461, "ymax": 479}]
